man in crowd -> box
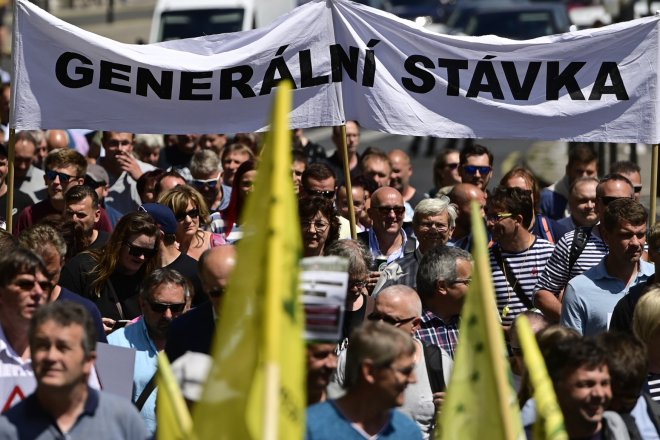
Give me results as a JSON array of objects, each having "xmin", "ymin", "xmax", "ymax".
[
  {"xmin": 221, "ymin": 143, "xmax": 254, "ymax": 187},
  {"xmin": 556, "ymin": 176, "xmax": 599, "ymax": 233},
  {"xmin": 360, "ymin": 149, "xmax": 391, "ymax": 188},
  {"xmin": 487, "ymin": 187, "xmax": 554, "ymax": 329},
  {"xmin": 306, "ymin": 321, "xmax": 422, "ymax": 439},
  {"xmin": 291, "ymin": 149, "xmax": 307, "ymax": 195},
  {"xmin": 611, "ymin": 160, "xmax": 643, "ymax": 203},
  {"xmin": 415, "ymin": 246, "xmax": 472, "ymax": 358},
  {"xmin": 108, "ymin": 268, "xmax": 189, "ymax": 435},
  {"xmin": 99, "ymin": 131, "xmax": 155, "ymax": 215},
  {"xmin": 541, "ymin": 143, "xmax": 598, "ymax": 220},
  {"xmin": 561, "ymin": 198, "xmax": 653, "ymax": 335},
  {"xmin": 166, "ymin": 245, "xmax": 236, "ymax": 361},
  {"xmin": 543, "ymin": 337, "xmax": 627, "ymax": 439},
  {"xmin": 458, "ymin": 144, "xmax": 493, "ymax": 193},
  {"xmin": 14, "ymin": 130, "xmax": 46, "ymax": 203},
  {"xmin": 158, "ymin": 134, "xmax": 197, "ymax": 180},
  {"xmin": 85, "ymin": 163, "xmax": 122, "ymax": 227},
  {"xmin": 447, "ymin": 183, "xmax": 487, "ymax": 250},
  {"xmin": 389, "ymin": 149, "xmax": 424, "ymax": 210},
  {"xmin": 325, "ymin": 121, "xmax": 361, "ymax": 184},
  {"xmin": 64, "ymin": 185, "xmax": 109, "ymax": 250},
  {"xmin": 190, "ymin": 149, "xmax": 231, "ymax": 213},
  {"xmin": 534, "ymin": 174, "xmax": 635, "ymax": 321},
  {"xmin": 0, "ymin": 302, "xmax": 148, "ymax": 438},
  {"xmin": 336, "ymin": 176, "xmax": 369, "ymax": 233},
  {"xmin": 0, "ymin": 144, "xmax": 32, "ymax": 229},
  {"xmin": 374, "ymin": 197, "xmax": 457, "ymax": 294},
  {"xmin": 301, "ymin": 163, "xmax": 350, "ymax": 239}
]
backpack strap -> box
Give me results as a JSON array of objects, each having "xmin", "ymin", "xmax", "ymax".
[
  {"xmin": 568, "ymin": 226, "xmax": 593, "ymax": 276},
  {"xmin": 134, "ymin": 373, "xmax": 157, "ymax": 411},
  {"xmin": 539, "ymin": 215, "xmax": 555, "ymax": 244},
  {"xmin": 492, "ymin": 245, "xmax": 534, "ymax": 310},
  {"xmin": 422, "ymin": 342, "xmax": 445, "ymax": 393}
]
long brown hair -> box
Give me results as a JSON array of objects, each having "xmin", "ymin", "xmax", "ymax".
[{"xmin": 87, "ymin": 212, "xmax": 160, "ymax": 297}]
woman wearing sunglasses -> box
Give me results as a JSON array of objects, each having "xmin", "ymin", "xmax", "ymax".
[
  {"xmin": 158, "ymin": 184, "xmax": 225, "ymax": 260},
  {"xmin": 59, "ymin": 212, "xmax": 161, "ymax": 334}
]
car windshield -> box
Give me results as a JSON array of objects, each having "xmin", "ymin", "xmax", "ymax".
[
  {"xmin": 159, "ymin": 9, "xmax": 244, "ymax": 41},
  {"xmin": 464, "ymin": 11, "xmax": 557, "ymax": 39}
]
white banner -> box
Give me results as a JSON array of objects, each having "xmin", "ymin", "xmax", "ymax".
[{"xmin": 11, "ymin": 0, "xmax": 660, "ymax": 142}]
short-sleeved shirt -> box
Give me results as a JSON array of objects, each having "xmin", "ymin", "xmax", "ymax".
[
  {"xmin": 560, "ymin": 258, "xmax": 655, "ymax": 335},
  {"xmin": 415, "ymin": 311, "xmax": 460, "ymax": 359},
  {"xmin": 306, "ymin": 400, "xmax": 422, "ymax": 440},
  {"xmin": 533, "ymin": 226, "xmax": 608, "ymax": 298}
]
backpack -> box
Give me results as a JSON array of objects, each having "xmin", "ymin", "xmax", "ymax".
[
  {"xmin": 568, "ymin": 225, "xmax": 594, "ymax": 275},
  {"xmin": 422, "ymin": 343, "xmax": 445, "ymax": 393}
]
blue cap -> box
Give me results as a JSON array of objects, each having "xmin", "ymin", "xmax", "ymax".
[{"xmin": 139, "ymin": 203, "xmax": 177, "ymax": 235}]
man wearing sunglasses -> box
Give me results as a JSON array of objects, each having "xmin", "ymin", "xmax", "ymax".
[
  {"xmin": 108, "ymin": 268, "xmax": 189, "ymax": 435},
  {"xmin": 534, "ymin": 174, "xmax": 635, "ymax": 322},
  {"xmin": 458, "ymin": 144, "xmax": 494, "ymax": 192},
  {"xmin": 302, "ymin": 163, "xmax": 351, "ymax": 239},
  {"xmin": 14, "ymin": 148, "xmax": 89, "ymax": 236},
  {"xmin": 190, "ymin": 149, "xmax": 232, "ymax": 214},
  {"xmin": 540, "ymin": 143, "xmax": 598, "ymax": 220}
]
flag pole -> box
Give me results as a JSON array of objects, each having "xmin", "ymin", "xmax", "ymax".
[
  {"xmin": 651, "ymin": 144, "xmax": 658, "ymax": 224},
  {"xmin": 5, "ymin": 128, "xmax": 15, "ymax": 232},
  {"xmin": 340, "ymin": 124, "xmax": 357, "ymax": 239}
]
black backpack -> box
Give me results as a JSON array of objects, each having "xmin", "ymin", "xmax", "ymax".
[{"xmin": 422, "ymin": 342, "xmax": 445, "ymax": 393}]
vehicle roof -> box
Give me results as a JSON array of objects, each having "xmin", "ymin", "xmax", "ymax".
[{"xmin": 155, "ymin": 0, "xmax": 252, "ymax": 12}]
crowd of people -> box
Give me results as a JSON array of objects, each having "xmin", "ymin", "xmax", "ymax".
[{"xmin": 0, "ymin": 118, "xmax": 656, "ymax": 440}]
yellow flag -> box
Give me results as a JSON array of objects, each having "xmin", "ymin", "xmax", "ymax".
[
  {"xmin": 436, "ymin": 201, "xmax": 524, "ymax": 440},
  {"xmin": 156, "ymin": 352, "xmax": 194, "ymax": 440},
  {"xmin": 516, "ymin": 316, "xmax": 568, "ymax": 440},
  {"xmin": 193, "ymin": 81, "xmax": 305, "ymax": 440}
]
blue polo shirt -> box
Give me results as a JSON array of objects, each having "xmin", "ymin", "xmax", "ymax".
[{"xmin": 560, "ymin": 258, "xmax": 654, "ymax": 336}]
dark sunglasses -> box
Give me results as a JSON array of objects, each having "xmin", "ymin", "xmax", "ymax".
[
  {"xmin": 192, "ymin": 178, "xmax": 218, "ymax": 190},
  {"xmin": 308, "ymin": 189, "xmax": 335, "ymax": 199},
  {"xmin": 13, "ymin": 278, "xmax": 52, "ymax": 292},
  {"xmin": 367, "ymin": 312, "xmax": 416, "ymax": 326},
  {"xmin": 633, "ymin": 185, "xmax": 643, "ymax": 194},
  {"xmin": 598, "ymin": 195, "xmax": 631, "ymax": 205},
  {"xmin": 124, "ymin": 242, "xmax": 158, "ymax": 258},
  {"xmin": 148, "ymin": 300, "xmax": 186, "ymax": 314},
  {"xmin": 207, "ymin": 286, "xmax": 226, "ymax": 298},
  {"xmin": 462, "ymin": 165, "xmax": 492, "ymax": 175},
  {"xmin": 376, "ymin": 206, "xmax": 405, "ymax": 216},
  {"xmin": 445, "ymin": 162, "xmax": 459, "ymax": 170},
  {"xmin": 175, "ymin": 208, "xmax": 200, "ymax": 222},
  {"xmin": 46, "ymin": 169, "xmax": 76, "ymax": 183}
]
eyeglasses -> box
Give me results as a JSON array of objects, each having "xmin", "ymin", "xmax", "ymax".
[
  {"xmin": 462, "ymin": 165, "xmax": 492, "ymax": 175},
  {"xmin": 445, "ymin": 162, "xmax": 459, "ymax": 170},
  {"xmin": 192, "ymin": 178, "xmax": 218, "ymax": 190},
  {"xmin": 487, "ymin": 212, "xmax": 513, "ymax": 223},
  {"xmin": 12, "ymin": 278, "xmax": 52, "ymax": 292},
  {"xmin": 418, "ymin": 221, "xmax": 449, "ymax": 232},
  {"xmin": 598, "ymin": 196, "xmax": 631, "ymax": 205},
  {"xmin": 207, "ymin": 286, "xmax": 225, "ymax": 298},
  {"xmin": 176, "ymin": 208, "xmax": 200, "ymax": 222},
  {"xmin": 376, "ymin": 206, "xmax": 406, "ymax": 216},
  {"xmin": 449, "ymin": 278, "xmax": 472, "ymax": 286},
  {"xmin": 46, "ymin": 169, "xmax": 76, "ymax": 183},
  {"xmin": 124, "ymin": 242, "xmax": 158, "ymax": 258},
  {"xmin": 301, "ymin": 221, "xmax": 329, "ymax": 232},
  {"xmin": 307, "ymin": 189, "xmax": 335, "ymax": 199},
  {"xmin": 633, "ymin": 185, "xmax": 643, "ymax": 194},
  {"xmin": 367, "ymin": 312, "xmax": 416, "ymax": 327},
  {"xmin": 147, "ymin": 300, "xmax": 186, "ymax": 314}
]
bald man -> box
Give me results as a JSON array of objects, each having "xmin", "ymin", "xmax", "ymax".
[
  {"xmin": 45, "ymin": 129, "xmax": 70, "ymax": 151},
  {"xmin": 359, "ymin": 187, "xmax": 417, "ymax": 292},
  {"xmin": 165, "ymin": 245, "xmax": 237, "ymax": 361},
  {"xmin": 448, "ymin": 183, "xmax": 487, "ymax": 248},
  {"xmin": 331, "ymin": 285, "xmax": 452, "ymax": 438}
]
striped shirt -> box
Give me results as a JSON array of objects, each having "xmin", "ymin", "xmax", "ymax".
[
  {"xmin": 533, "ymin": 226, "xmax": 608, "ymax": 297},
  {"xmin": 647, "ymin": 373, "xmax": 660, "ymax": 402},
  {"xmin": 415, "ymin": 310, "xmax": 460, "ymax": 359},
  {"xmin": 490, "ymin": 238, "xmax": 555, "ymax": 327}
]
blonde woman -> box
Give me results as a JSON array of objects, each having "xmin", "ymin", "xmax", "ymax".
[{"xmin": 632, "ymin": 288, "xmax": 660, "ymax": 402}]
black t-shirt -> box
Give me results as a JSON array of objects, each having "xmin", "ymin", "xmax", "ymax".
[
  {"xmin": 88, "ymin": 230, "xmax": 110, "ymax": 250},
  {"xmin": 0, "ymin": 189, "xmax": 33, "ymax": 228},
  {"xmin": 166, "ymin": 252, "xmax": 207, "ymax": 307},
  {"xmin": 342, "ymin": 296, "xmax": 367, "ymax": 340}
]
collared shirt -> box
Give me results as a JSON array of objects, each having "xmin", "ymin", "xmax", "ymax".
[
  {"xmin": 415, "ymin": 310, "xmax": 460, "ymax": 359},
  {"xmin": 0, "ymin": 325, "xmax": 33, "ymax": 377},
  {"xmin": 560, "ymin": 257, "xmax": 655, "ymax": 336},
  {"xmin": 107, "ymin": 317, "xmax": 158, "ymax": 435},
  {"xmin": 367, "ymin": 228, "xmax": 411, "ymax": 269}
]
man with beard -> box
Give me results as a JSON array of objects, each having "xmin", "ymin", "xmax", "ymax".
[
  {"xmin": 561, "ymin": 198, "xmax": 653, "ymax": 336},
  {"xmin": 107, "ymin": 268, "xmax": 189, "ymax": 435},
  {"xmin": 64, "ymin": 185, "xmax": 109, "ymax": 250}
]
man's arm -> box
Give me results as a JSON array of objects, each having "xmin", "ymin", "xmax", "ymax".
[
  {"xmin": 559, "ymin": 283, "xmax": 584, "ymax": 335},
  {"xmin": 533, "ymin": 289, "xmax": 562, "ymax": 322}
]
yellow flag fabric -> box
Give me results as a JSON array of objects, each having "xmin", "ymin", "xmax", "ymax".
[
  {"xmin": 156, "ymin": 352, "xmax": 194, "ymax": 440},
  {"xmin": 516, "ymin": 316, "xmax": 568, "ymax": 440},
  {"xmin": 436, "ymin": 201, "xmax": 525, "ymax": 440},
  {"xmin": 192, "ymin": 81, "xmax": 305, "ymax": 440}
]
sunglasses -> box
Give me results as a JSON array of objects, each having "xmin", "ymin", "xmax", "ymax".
[
  {"xmin": 462, "ymin": 165, "xmax": 492, "ymax": 175},
  {"xmin": 12, "ymin": 278, "xmax": 52, "ymax": 292},
  {"xmin": 376, "ymin": 206, "xmax": 405, "ymax": 216},
  {"xmin": 367, "ymin": 312, "xmax": 416, "ymax": 327},
  {"xmin": 192, "ymin": 178, "xmax": 218, "ymax": 190},
  {"xmin": 445, "ymin": 162, "xmax": 459, "ymax": 170},
  {"xmin": 307, "ymin": 189, "xmax": 335, "ymax": 199},
  {"xmin": 46, "ymin": 169, "xmax": 76, "ymax": 183},
  {"xmin": 487, "ymin": 212, "xmax": 513, "ymax": 223},
  {"xmin": 124, "ymin": 242, "xmax": 158, "ymax": 258},
  {"xmin": 147, "ymin": 300, "xmax": 186, "ymax": 314},
  {"xmin": 176, "ymin": 208, "xmax": 200, "ymax": 222},
  {"xmin": 633, "ymin": 185, "xmax": 643, "ymax": 194}
]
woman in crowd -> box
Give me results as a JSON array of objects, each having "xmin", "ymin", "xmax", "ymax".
[
  {"xmin": 221, "ymin": 160, "xmax": 257, "ymax": 243},
  {"xmin": 632, "ymin": 288, "xmax": 660, "ymax": 402},
  {"xmin": 298, "ymin": 195, "xmax": 340, "ymax": 257},
  {"xmin": 158, "ymin": 184, "xmax": 225, "ymax": 260},
  {"xmin": 59, "ymin": 212, "xmax": 161, "ymax": 333}
]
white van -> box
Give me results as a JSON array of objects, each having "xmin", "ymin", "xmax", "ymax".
[{"xmin": 148, "ymin": 0, "xmax": 256, "ymax": 43}]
